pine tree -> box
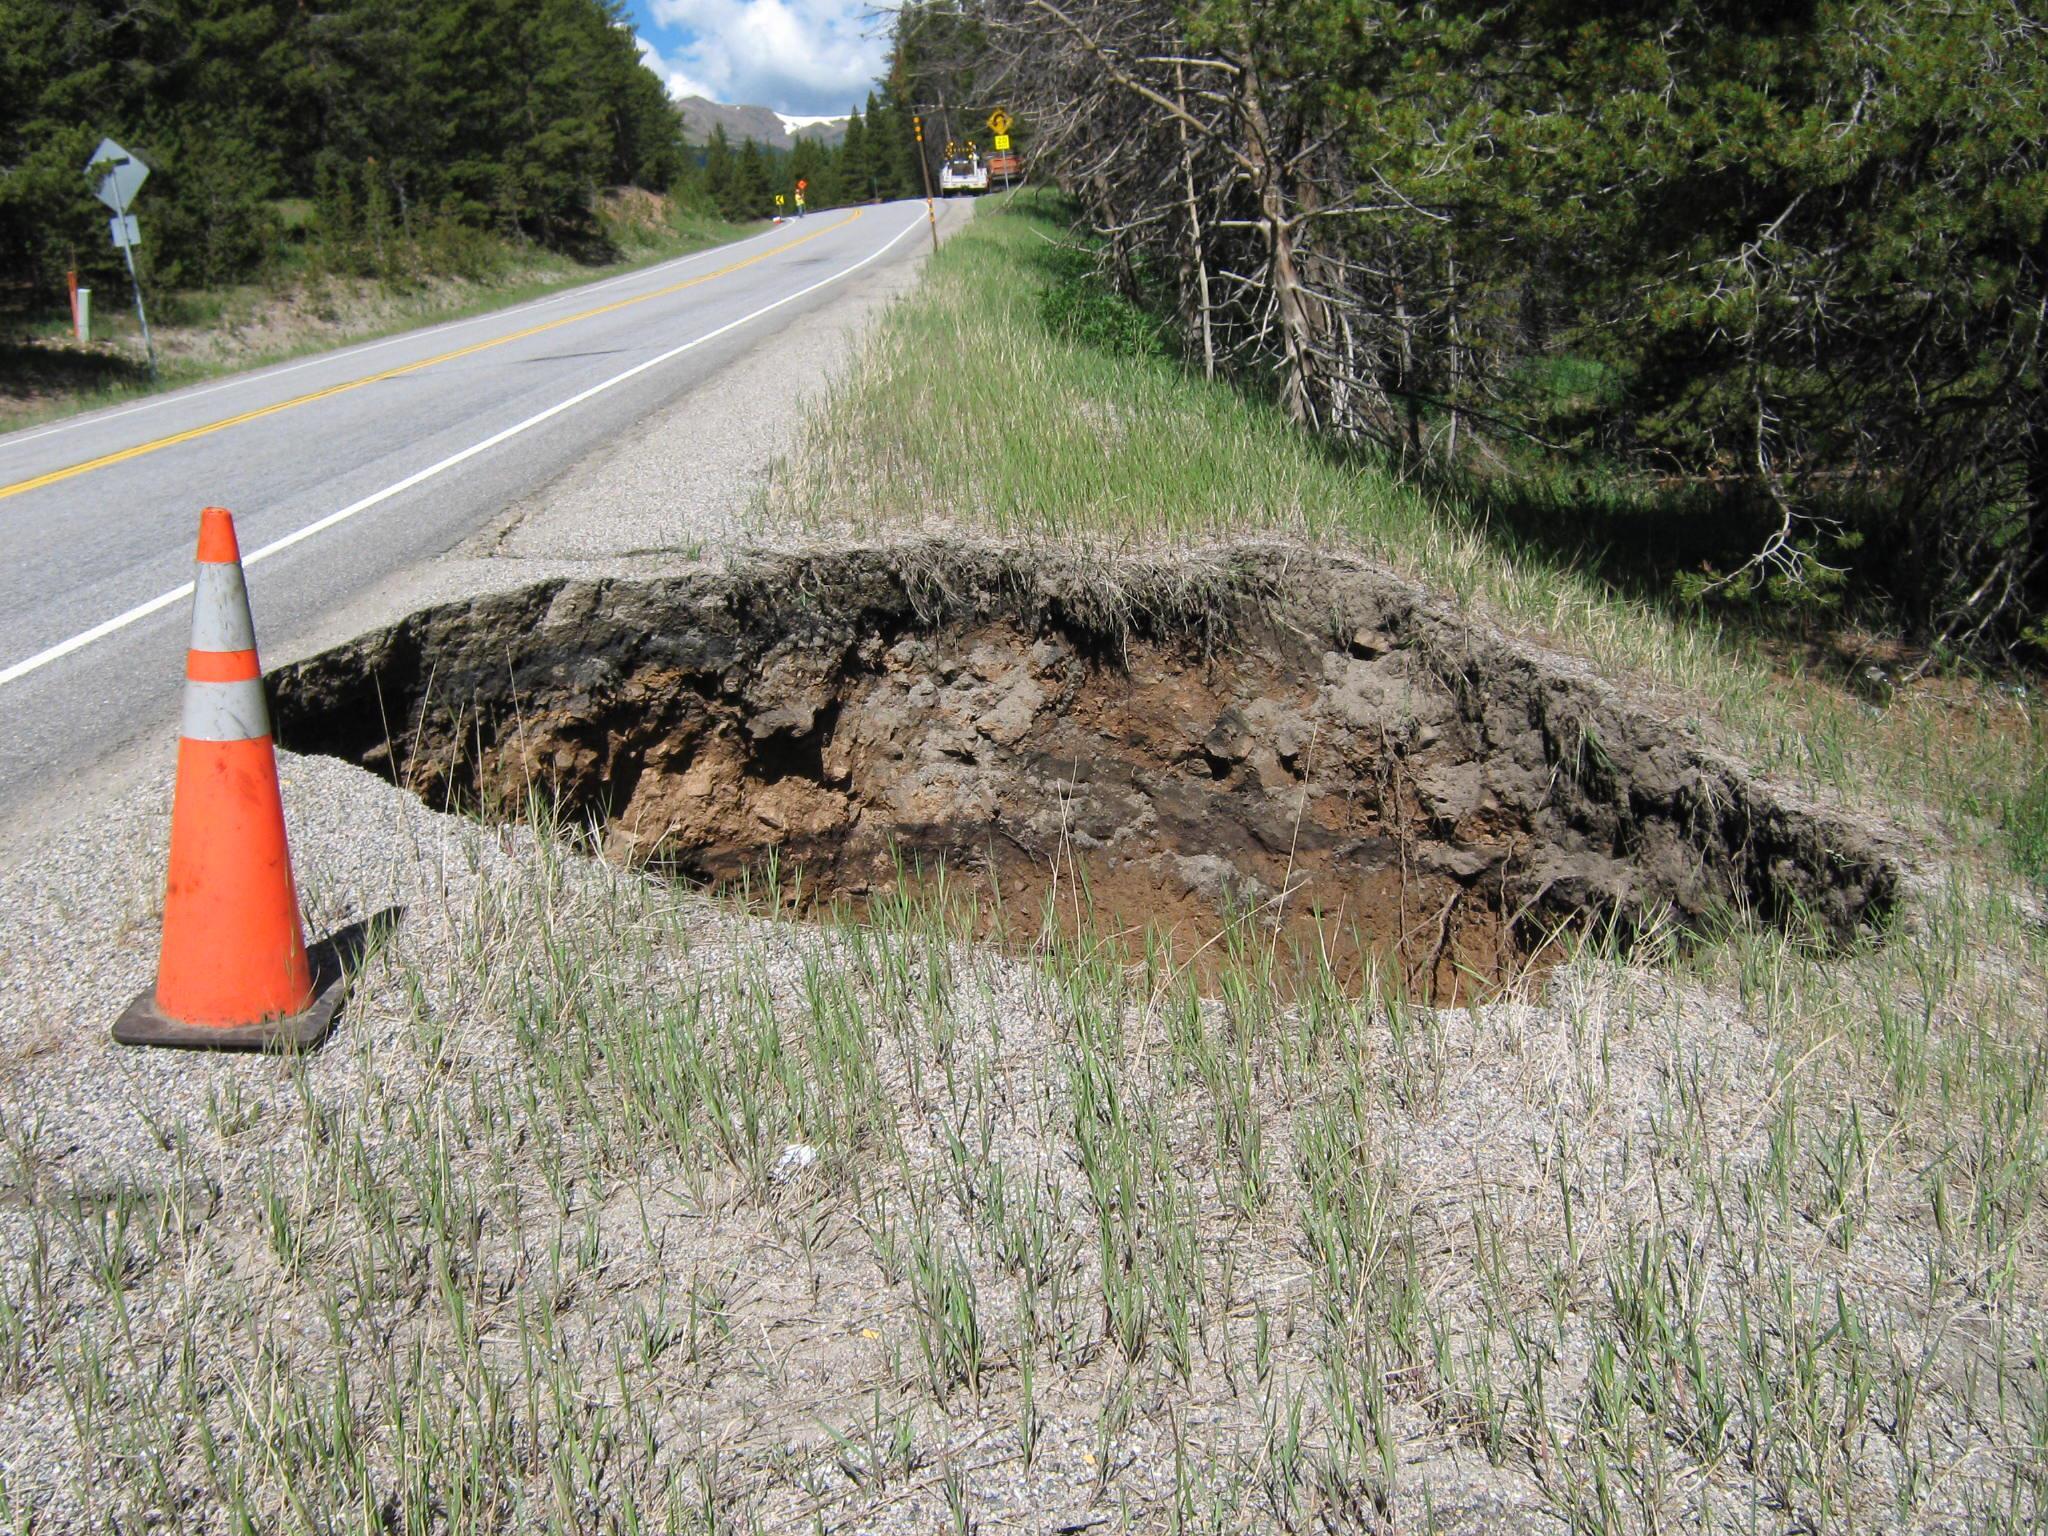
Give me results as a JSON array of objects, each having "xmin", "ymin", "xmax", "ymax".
[
  {"xmin": 838, "ymin": 108, "xmax": 870, "ymax": 201},
  {"xmin": 701, "ymin": 125, "xmax": 736, "ymax": 217},
  {"xmin": 600, "ymin": 7, "xmax": 686, "ymax": 190},
  {"xmin": 731, "ymin": 137, "xmax": 772, "ymax": 220},
  {"xmin": 1, "ymin": 0, "xmax": 703, "ymax": 303},
  {"xmin": 0, "ymin": 0, "xmax": 131, "ymax": 296},
  {"xmin": 875, "ymin": 91, "xmax": 902, "ymax": 195},
  {"xmin": 875, "ymin": 87, "xmax": 921, "ymax": 200}
]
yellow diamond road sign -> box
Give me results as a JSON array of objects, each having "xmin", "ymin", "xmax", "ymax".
[{"xmin": 988, "ymin": 109, "xmax": 1011, "ymax": 136}]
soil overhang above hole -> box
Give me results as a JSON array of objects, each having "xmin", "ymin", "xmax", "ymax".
[{"xmin": 270, "ymin": 543, "xmax": 1899, "ymax": 1000}]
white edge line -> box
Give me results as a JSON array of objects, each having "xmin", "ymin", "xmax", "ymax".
[
  {"xmin": 0, "ymin": 213, "xmax": 926, "ymax": 692},
  {"xmin": 0, "ymin": 220, "xmax": 803, "ymax": 454}
]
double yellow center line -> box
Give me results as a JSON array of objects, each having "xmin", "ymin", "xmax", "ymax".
[{"xmin": 0, "ymin": 211, "xmax": 863, "ymax": 504}]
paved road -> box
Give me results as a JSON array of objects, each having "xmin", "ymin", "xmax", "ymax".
[{"xmin": 0, "ymin": 201, "xmax": 935, "ymax": 821}]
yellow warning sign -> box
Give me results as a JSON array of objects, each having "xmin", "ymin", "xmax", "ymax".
[
  {"xmin": 988, "ymin": 109, "xmax": 1012, "ymax": 136},
  {"xmin": 994, "ymin": 133, "xmax": 1012, "ymax": 151}
]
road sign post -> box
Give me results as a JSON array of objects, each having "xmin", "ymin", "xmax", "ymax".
[
  {"xmin": 912, "ymin": 116, "xmax": 938, "ymax": 255},
  {"xmin": 85, "ymin": 138, "xmax": 156, "ymax": 379},
  {"xmin": 988, "ymin": 110, "xmax": 1015, "ymax": 193}
]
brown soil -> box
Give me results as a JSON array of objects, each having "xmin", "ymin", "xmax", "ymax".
[{"xmin": 272, "ymin": 542, "xmax": 1899, "ymax": 1001}]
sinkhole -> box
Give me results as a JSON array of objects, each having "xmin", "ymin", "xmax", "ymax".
[{"xmin": 271, "ymin": 544, "xmax": 1897, "ymax": 1002}]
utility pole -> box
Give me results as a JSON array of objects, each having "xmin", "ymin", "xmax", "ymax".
[{"xmin": 912, "ymin": 115, "xmax": 939, "ymax": 255}]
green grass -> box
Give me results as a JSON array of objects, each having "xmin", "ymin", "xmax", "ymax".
[
  {"xmin": 2000, "ymin": 743, "xmax": 2048, "ymax": 884},
  {"xmin": 1510, "ymin": 352, "xmax": 1623, "ymax": 413}
]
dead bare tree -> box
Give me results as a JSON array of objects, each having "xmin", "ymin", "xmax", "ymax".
[{"xmin": 966, "ymin": 0, "xmax": 1462, "ymax": 454}]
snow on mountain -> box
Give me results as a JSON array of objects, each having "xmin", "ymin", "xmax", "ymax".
[{"xmin": 674, "ymin": 96, "xmax": 850, "ymax": 153}]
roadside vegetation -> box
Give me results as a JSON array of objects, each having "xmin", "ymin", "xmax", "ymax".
[
  {"xmin": 3, "ymin": 0, "xmax": 689, "ymax": 300},
  {"xmin": 788, "ymin": 193, "xmax": 2048, "ymax": 1522},
  {"xmin": 894, "ymin": 0, "xmax": 2046, "ymax": 662},
  {"xmin": 5, "ymin": 752, "xmax": 2034, "ymax": 1532},
  {"xmin": 765, "ymin": 196, "xmax": 2047, "ymax": 896}
]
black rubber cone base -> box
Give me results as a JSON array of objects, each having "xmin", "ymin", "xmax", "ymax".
[{"xmin": 111, "ymin": 913, "xmax": 390, "ymax": 1052}]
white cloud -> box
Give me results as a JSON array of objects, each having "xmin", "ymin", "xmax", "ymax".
[
  {"xmin": 636, "ymin": 33, "xmax": 719, "ymax": 105},
  {"xmin": 638, "ymin": 0, "xmax": 888, "ymax": 116}
]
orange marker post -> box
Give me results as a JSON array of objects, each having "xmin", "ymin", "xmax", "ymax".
[{"xmin": 113, "ymin": 507, "xmax": 349, "ymax": 1050}]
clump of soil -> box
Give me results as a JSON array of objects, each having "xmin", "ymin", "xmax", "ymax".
[{"xmin": 272, "ymin": 542, "xmax": 1897, "ymax": 999}]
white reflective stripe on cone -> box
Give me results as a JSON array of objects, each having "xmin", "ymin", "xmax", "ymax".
[
  {"xmin": 188, "ymin": 560, "xmax": 259, "ymax": 655},
  {"xmin": 181, "ymin": 677, "xmax": 271, "ymax": 743}
]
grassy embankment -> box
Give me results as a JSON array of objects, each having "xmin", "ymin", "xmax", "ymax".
[
  {"xmin": 6, "ymin": 192, "xmax": 2048, "ymax": 1531},
  {"xmin": 0, "ymin": 194, "xmax": 763, "ymax": 433}
]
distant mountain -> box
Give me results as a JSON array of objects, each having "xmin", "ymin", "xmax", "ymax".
[{"xmin": 674, "ymin": 96, "xmax": 849, "ymax": 153}]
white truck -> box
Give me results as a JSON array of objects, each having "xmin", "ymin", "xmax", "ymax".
[{"xmin": 938, "ymin": 151, "xmax": 991, "ymax": 195}]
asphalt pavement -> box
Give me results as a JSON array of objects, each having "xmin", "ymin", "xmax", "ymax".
[{"xmin": 0, "ymin": 200, "xmax": 939, "ymax": 826}]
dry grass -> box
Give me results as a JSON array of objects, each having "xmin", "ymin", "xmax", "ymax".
[{"xmin": 3, "ymin": 781, "xmax": 2045, "ymax": 1531}]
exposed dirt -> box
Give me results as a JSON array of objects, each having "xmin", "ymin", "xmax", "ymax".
[{"xmin": 273, "ymin": 542, "xmax": 1899, "ymax": 1000}]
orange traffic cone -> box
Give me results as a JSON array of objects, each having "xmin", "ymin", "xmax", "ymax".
[{"xmin": 113, "ymin": 507, "xmax": 348, "ymax": 1050}]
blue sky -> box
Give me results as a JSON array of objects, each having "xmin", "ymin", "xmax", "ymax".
[{"xmin": 626, "ymin": 0, "xmax": 892, "ymax": 118}]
